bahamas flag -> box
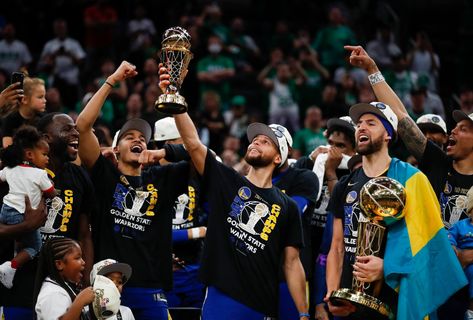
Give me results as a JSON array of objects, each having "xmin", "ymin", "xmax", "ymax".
[{"xmin": 384, "ymin": 158, "xmax": 467, "ymax": 319}]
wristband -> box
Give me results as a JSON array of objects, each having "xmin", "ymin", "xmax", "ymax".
[
  {"xmin": 368, "ymin": 71, "xmax": 385, "ymax": 85},
  {"xmin": 104, "ymin": 81, "xmax": 114, "ymax": 88},
  {"xmin": 191, "ymin": 227, "xmax": 200, "ymax": 239},
  {"xmin": 299, "ymin": 312, "xmax": 310, "ymax": 318}
]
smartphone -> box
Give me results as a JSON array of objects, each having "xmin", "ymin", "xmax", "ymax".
[{"xmin": 11, "ymin": 72, "xmax": 24, "ymax": 89}]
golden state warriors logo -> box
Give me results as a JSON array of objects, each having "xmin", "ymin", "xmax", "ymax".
[
  {"xmin": 346, "ymin": 191, "xmax": 357, "ymax": 204},
  {"xmin": 444, "ymin": 183, "xmax": 452, "ymax": 194},
  {"xmin": 238, "ymin": 187, "xmax": 251, "ymax": 200}
]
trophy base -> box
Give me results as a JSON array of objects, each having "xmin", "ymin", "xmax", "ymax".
[
  {"xmin": 330, "ymin": 288, "xmax": 393, "ymax": 320},
  {"xmin": 155, "ymin": 93, "xmax": 188, "ymax": 114}
]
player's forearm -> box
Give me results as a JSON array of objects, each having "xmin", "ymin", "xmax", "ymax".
[
  {"xmin": 76, "ymin": 82, "xmax": 113, "ymax": 132},
  {"xmin": 284, "ymin": 255, "xmax": 309, "ymax": 315},
  {"xmin": 326, "ymin": 245, "xmax": 343, "ymax": 295},
  {"xmin": 174, "ymin": 113, "xmax": 207, "ymax": 174}
]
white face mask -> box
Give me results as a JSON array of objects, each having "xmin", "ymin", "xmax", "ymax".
[{"xmin": 208, "ymin": 43, "xmax": 222, "ymax": 54}]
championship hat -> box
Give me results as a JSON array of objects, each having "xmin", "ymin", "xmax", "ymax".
[
  {"xmin": 247, "ymin": 123, "xmax": 289, "ymax": 167},
  {"xmin": 154, "ymin": 117, "xmax": 180, "ymax": 141},
  {"xmin": 416, "ymin": 114, "xmax": 447, "ymax": 134}
]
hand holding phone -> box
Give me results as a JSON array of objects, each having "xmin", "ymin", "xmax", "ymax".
[{"xmin": 11, "ymin": 72, "xmax": 24, "ymax": 89}]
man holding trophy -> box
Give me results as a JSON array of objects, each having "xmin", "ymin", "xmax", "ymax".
[
  {"xmin": 156, "ymin": 27, "xmax": 309, "ymax": 319},
  {"xmin": 325, "ymin": 46, "xmax": 467, "ymax": 319}
]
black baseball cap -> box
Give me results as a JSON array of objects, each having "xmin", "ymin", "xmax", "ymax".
[{"xmin": 116, "ymin": 118, "xmax": 152, "ymax": 144}]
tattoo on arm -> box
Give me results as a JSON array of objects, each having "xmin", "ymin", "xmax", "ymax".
[{"xmin": 397, "ymin": 117, "xmax": 427, "ymax": 161}]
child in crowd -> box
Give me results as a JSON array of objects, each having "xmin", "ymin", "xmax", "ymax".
[
  {"xmin": 448, "ymin": 187, "xmax": 473, "ymax": 320},
  {"xmin": 90, "ymin": 259, "xmax": 135, "ymax": 320},
  {"xmin": 34, "ymin": 237, "xmax": 94, "ymax": 319},
  {"xmin": 2, "ymin": 77, "xmax": 47, "ymax": 148},
  {"xmin": 0, "ymin": 125, "xmax": 56, "ymax": 288}
]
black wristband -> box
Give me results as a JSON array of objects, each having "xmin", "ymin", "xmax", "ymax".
[{"xmin": 163, "ymin": 144, "xmax": 190, "ymax": 162}]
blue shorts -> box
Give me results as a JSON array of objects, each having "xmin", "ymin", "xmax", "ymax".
[
  {"xmin": 166, "ymin": 263, "xmax": 205, "ymax": 308},
  {"xmin": 201, "ymin": 286, "xmax": 273, "ymax": 320},
  {"xmin": 121, "ymin": 287, "xmax": 169, "ymax": 320},
  {"xmin": 0, "ymin": 203, "xmax": 41, "ymax": 259},
  {"xmin": 3, "ymin": 306, "xmax": 33, "ymax": 320}
]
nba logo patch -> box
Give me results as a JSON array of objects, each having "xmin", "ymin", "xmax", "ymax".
[
  {"xmin": 238, "ymin": 186, "xmax": 251, "ymax": 200},
  {"xmin": 346, "ymin": 191, "xmax": 357, "ymax": 204}
]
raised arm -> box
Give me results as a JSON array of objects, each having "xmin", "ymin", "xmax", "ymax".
[
  {"xmin": 76, "ymin": 61, "xmax": 137, "ymax": 169},
  {"xmin": 345, "ymin": 45, "xmax": 428, "ymax": 160},
  {"xmin": 158, "ymin": 66, "xmax": 207, "ymax": 175}
]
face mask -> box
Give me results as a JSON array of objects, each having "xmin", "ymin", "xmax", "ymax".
[{"xmin": 208, "ymin": 43, "xmax": 222, "ymax": 54}]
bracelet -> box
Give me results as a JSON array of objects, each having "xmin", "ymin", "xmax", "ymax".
[
  {"xmin": 326, "ymin": 176, "xmax": 338, "ymax": 181},
  {"xmin": 368, "ymin": 71, "xmax": 385, "ymax": 85},
  {"xmin": 104, "ymin": 81, "xmax": 114, "ymax": 88},
  {"xmin": 299, "ymin": 312, "xmax": 310, "ymax": 318}
]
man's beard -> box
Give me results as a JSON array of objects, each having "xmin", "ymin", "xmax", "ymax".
[
  {"xmin": 356, "ymin": 135, "xmax": 384, "ymax": 155},
  {"xmin": 50, "ymin": 139, "xmax": 76, "ymax": 162},
  {"xmin": 244, "ymin": 150, "xmax": 273, "ymax": 168}
]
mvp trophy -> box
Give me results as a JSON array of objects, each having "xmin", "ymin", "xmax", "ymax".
[
  {"xmin": 155, "ymin": 26, "xmax": 193, "ymax": 114},
  {"xmin": 330, "ymin": 177, "xmax": 406, "ymax": 319}
]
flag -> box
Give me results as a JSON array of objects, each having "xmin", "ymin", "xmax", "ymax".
[{"xmin": 384, "ymin": 158, "xmax": 467, "ymax": 319}]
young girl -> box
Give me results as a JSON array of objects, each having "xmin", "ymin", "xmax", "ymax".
[
  {"xmin": 34, "ymin": 237, "xmax": 94, "ymax": 320},
  {"xmin": 2, "ymin": 76, "xmax": 47, "ymax": 148},
  {"xmin": 0, "ymin": 125, "xmax": 56, "ymax": 289}
]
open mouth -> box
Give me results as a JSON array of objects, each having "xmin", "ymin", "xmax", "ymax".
[
  {"xmin": 358, "ymin": 135, "xmax": 369, "ymax": 143},
  {"xmin": 447, "ymin": 137, "xmax": 457, "ymax": 147},
  {"xmin": 131, "ymin": 145, "xmax": 143, "ymax": 154},
  {"xmin": 68, "ymin": 140, "xmax": 79, "ymax": 150}
]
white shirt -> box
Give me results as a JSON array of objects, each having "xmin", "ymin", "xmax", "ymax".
[
  {"xmin": 40, "ymin": 37, "xmax": 86, "ymax": 85},
  {"xmin": 35, "ymin": 277, "xmax": 73, "ymax": 320},
  {"xmin": 0, "ymin": 39, "xmax": 32, "ymax": 73},
  {"xmin": 0, "ymin": 165, "xmax": 53, "ymax": 212},
  {"xmin": 113, "ymin": 306, "xmax": 135, "ymax": 320}
]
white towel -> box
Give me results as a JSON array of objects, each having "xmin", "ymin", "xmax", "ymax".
[{"xmin": 312, "ymin": 148, "xmax": 351, "ymax": 201}]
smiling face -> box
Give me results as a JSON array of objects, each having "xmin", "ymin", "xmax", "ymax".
[
  {"xmin": 56, "ymin": 244, "xmax": 85, "ymax": 284},
  {"xmin": 45, "ymin": 114, "xmax": 80, "ymax": 162},
  {"xmin": 355, "ymin": 113, "xmax": 390, "ymax": 156},
  {"xmin": 446, "ymin": 119, "xmax": 473, "ymax": 160},
  {"xmin": 244, "ymin": 134, "xmax": 280, "ymax": 168},
  {"xmin": 114, "ymin": 129, "xmax": 147, "ymax": 165}
]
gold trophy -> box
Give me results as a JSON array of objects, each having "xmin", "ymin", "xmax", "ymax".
[
  {"xmin": 155, "ymin": 26, "xmax": 193, "ymax": 114},
  {"xmin": 330, "ymin": 177, "xmax": 406, "ymax": 319}
]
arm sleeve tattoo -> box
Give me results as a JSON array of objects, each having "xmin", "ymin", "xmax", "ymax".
[{"xmin": 397, "ymin": 117, "xmax": 427, "ymax": 161}]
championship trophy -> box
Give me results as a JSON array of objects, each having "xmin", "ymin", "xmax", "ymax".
[
  {"xmin": 330, "ymin": 177, "xmax": 406, "ymax": 319},
  {"xmin": 155, "ymin": 26, "xmax": 193, "ymax": 114}
]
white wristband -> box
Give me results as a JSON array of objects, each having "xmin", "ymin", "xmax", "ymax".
[
  {"xmin": 191, "ymin": 227, "xmax": 200, "ymax": 239},
  {"xmin": 368, "ymin": 71, "xmax": 385, "ymax": 85}
]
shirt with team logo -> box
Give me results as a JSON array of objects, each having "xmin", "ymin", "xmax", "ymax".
[
  {"xmin": 200, "ymin": 150, "xmax": 303, "ymax": 316},
  {"xmin": 171, "ymin": 164, "xmax": 207, "ymax": 265},
  {"xmin": 90, "ymin": 155, "xmax": 188, "ymax": 289},
  {"xmin": 419, "ymin": 141, "xmax": 473, "ymax": 229},
  {"xmin": 328, "ymin": 167, "xmax": 397, "ymax": 314},
  {"xmin": 1, "ymin": 162, "xmax": 95, "ymax": 308}
]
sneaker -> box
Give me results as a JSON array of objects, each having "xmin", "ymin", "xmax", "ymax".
[{"xmin": 0, "ymin": 261, "xmax": 16, "ymax": 289}]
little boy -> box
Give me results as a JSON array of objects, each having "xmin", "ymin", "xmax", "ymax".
[
  {"xmin": 90, "ymin": 259, "xmax": 135, "ymax": 320},
  {"xmin": 448, "ymin": 187, "xmax": 473, "ymax": 320}
]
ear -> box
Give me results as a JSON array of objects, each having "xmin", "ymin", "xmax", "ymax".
[
  {"xmin": 24, "ymin": 149, "xmax": 34, "ymax": 161},
  {"xmin": 42, "ymin": 133, "xmax": 52, "ymax": 144},
  {"xmin": 274, "ymin": 153, "xmax": 282, "ymax": 167},
  {"xmin": 55, "ymin": 259, "xmax": 64, "ymax": 272},
  {"xmin": 20, "ymin": 94, "xmax": 29, "ymax": 105}
]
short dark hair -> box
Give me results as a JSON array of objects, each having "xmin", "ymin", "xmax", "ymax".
[{"xmin": 326, "ymin": 125, "xmax": 355, "ymax": 149}]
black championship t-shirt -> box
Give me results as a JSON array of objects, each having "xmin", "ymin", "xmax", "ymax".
[
  {"xmin": 2, "ymin": 162, "xmax": 95, "ymax": 308},
  {"xmin": 90, "ymin": 155, "xmax": 187, "ymax": 289},
  {"xmin": 200, "ymin": 151, "xmax": 303, "ymax": 316},
  {"xmin": 293, "ymin": 156, "xmax": 350, "ymax": 254},
  {"xmin": 419, "ymin": 141, "xmax": 473, "ymax": 228},
  {"xmin": 273, "ymin": 166, "xmax": 318, "ymax": 277},
  {"xmin": 171, "ymin": 165, "xmax": 207, "ymax": 265},
  {"xmin": 328, "ymin": 168, "xmax": 397, "ymax": 315}
]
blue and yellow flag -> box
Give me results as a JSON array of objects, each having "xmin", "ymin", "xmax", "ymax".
[{"xmin": 384, "ymin": 158, "xmax": 467, "ymax": 319}]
